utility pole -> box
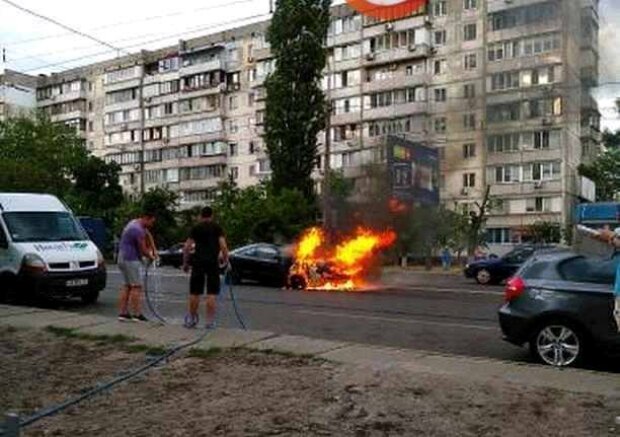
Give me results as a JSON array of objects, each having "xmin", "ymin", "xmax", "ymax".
[
  {"xmin": 322, "ymin": 67, "xmax": 332, "ymax": 231},
  {"xmin": 138, "ymin": 60, "xmax": 146, "ymax": 195}
]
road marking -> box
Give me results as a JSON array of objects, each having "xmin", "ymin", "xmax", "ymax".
[{"xmin": 295, "ymin": 309, "xmax": 498, "ymax": 331}]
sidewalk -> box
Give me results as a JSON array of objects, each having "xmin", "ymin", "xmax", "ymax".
[{"xmin": 1, "ymin": 304, "xmax": 618, "ymax": 398}]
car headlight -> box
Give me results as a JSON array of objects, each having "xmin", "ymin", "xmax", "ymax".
[
  {"xmin": 22, "ymin": 253, "xmax": 47, "ymax": 272},
  {"xmin": 96, "ymin": 249, "xmax": 105, "ymax": 267}
]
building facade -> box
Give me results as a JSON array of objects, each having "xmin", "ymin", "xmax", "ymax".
[
  {"xmin": 9, "ymin": 0, "xmax": 600, "ymax": 252},
  {"xmin": 0, "ymin": 69, "xmax": 37, "ymax": 121}
]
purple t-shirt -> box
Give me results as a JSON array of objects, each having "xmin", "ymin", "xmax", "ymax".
[{"xmin": 119, "ymin": 219, "xmax": 146, "ymax": 262}]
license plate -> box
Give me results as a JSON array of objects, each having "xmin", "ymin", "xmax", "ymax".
[{"xmin": 66, "ymin": 279, "xmax": 88, "ymax": 287}]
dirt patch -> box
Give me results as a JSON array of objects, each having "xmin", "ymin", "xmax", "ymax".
[{"xmin": 1, "ymin": 326, "xmax": 619, "ymax": 436}]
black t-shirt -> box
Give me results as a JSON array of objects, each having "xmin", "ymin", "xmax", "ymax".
[{"xmin": 190, "ymin": 221, "xmax": 224, "ymax": 266}]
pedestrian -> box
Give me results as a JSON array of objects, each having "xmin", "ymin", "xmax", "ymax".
[
  {"xmin": 182, "ymin": 206, "xmax": 229, "ymax": 329},
  {"xmin": 441, "ymin": 247, "xmax": 452, "ymax": 271},
  {"xmin": 594, "ymin": 226, "xmax": 620, "ymax": 332},
  {"xmin": 117, "ymin": 210, "xmax": 157, "ymax": 322}
]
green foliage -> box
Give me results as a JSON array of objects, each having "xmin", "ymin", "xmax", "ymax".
[
  {"xmin": 602, "ymin": 129, "xmax": 620, "ymax": 149},
  {"xmin": 579, "ymin": 147, "xmax": 620, "ymax": 201},
  {"xmin": 0, "ymin": 114, "xmax": 86, "ymax": 194},
  {"xmin": 114, "ymin": 187, "xmax": 179, "ymax": 248},
  {"xmin": 264, "ymin": 0, "xmax": 331, "ymax": 198},
  {"xmin": 212, "ymin": 182, "xmax": 317, "ymax": 248},
  {"xmin": 0, "ymin": 114, "xmax": 123, "ymax": 224},
  {"xmin": 524, "ymin": 221, "xmax": 562, "ymax": 244}
]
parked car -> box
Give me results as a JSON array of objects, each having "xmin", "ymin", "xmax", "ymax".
[
  {"xmin": 464, "ymin": 245, "xmax": 554, "ymax": 285},
  {"xmin": 157, "ymin": 243, "xmax": 184, "ymax": 268},
  {"xmin": 499, "ymin": 250, "xmax": 620, "ymax": 367},
  {"xmin": 229, "ymin": 243, "xmax": 293, "ymax": 286}
]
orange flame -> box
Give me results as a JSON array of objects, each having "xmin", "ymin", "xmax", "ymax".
[{"xmin": 290, "ymin": 227, "xmax": 396, "ymax": 291}]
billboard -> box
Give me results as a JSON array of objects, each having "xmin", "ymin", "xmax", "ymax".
[
  {"xmin": 346, "ymin": 0, "xmax": 427, "ymax": 20},
  {"xmin": 386, "ymin": 135, "xmax": 439, "ymax": 206}
]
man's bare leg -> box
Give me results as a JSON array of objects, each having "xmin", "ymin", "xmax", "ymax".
[
  {"xmin": 129, "ymin": 285, "xmax": 143, "ymax": 316},
  {"xmin": 189, "ymin": 294, "xmax": 200, "ymax": 318},
  {"xmin": 118, "ymin": 285, "xmax": 130, "ymax": 315},
  {"xmin": 205, "ymin": 295, "xmax": 217, "ymax": 326}
]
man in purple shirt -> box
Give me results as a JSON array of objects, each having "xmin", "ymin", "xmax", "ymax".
[{"xmin": 117, "ymin": 212, "xmax": 156, "ymax": 322}]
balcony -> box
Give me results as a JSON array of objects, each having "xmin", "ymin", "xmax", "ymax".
[
  {"xmin": 363, "ymin": 102, "xmax": 428, "ymax": 121},
  {"xmin": 363, "ymin": 73, "xmax": 429, "ymax": 94},
  {"xmin": 331, "ymin": 111, "xmax": 362, "ymax": 126},
  {"xmin": 50, "ymin": 110, "xmax": 87, "ymax": 123},
  {"xmin": 490, "ymin": 180, "xmax": 562, "ymax": 196},
  {"xmin": 38, "ymin": 89, "xmax": 87, "ymax": 107},
  {"xmin": 252, "ymin": 47, "xmax": 272, "ymax": 61},
  {"xmin": 363, "ymin": 44, "xmax": 431, "ymax": 67},
  {"xmin": 486, "ymin": 148, "xmax": 562, "ymax": 166},
  {"xmin": 179, "ymin": 59, "xmax": 224, "ymax": 77},
  {"xmin": 104, "ymin": 77, "xmax": 143, "ymax": 93}
]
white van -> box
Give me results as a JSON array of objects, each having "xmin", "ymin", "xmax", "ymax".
[{"xmin": 0, "ymin": 193, "xmax": 106, "ymax": 303}]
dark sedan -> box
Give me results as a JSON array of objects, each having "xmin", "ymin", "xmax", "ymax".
[
  {"xmin": 464, "ymin": 245, "xmax": 554, "ymax": 285},
  {"xmin": 499, "ymin": 250, "xmax": 620, "ymax": 367},
  {"xmin": 157, "ymin": 243, "xmax": 184, "ymax": 268},
  {"xmin": 229, "ymin": 243, "xmax": 293, "ymax": 287}
]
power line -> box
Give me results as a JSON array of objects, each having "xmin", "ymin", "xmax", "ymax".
[
  {"xmin": 2, "ymin": 0, "xmax": 258, "ymax": 47},
  {"xmin": 0, "ymin": 0, "xmax": 130, "ymax": 56},
  {"xmin": 18, "ymin": 12, "xmax": 271, "ymax": 73}
]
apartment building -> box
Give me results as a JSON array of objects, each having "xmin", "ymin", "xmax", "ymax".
[
  {"xmin": 12, "ymin": 0, "xmax": 600, "ymax": 252},
  {"xmin": 0, "ymin": 69, "xmax": 36, "ymax": 121}
]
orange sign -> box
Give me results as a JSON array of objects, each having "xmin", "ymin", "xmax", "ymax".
[{"xmin": 346, "ymin": 0, "xmax": 427, "ymax": 20}]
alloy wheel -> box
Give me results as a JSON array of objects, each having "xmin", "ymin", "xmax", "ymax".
[{"xmin": 535, "ymin": 325, "xmax": 581, "ymax": 367}]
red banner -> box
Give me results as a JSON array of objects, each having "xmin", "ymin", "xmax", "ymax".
[{"xmin": 346, "ymin": 0, "xmax": 427, "ymax": 20}]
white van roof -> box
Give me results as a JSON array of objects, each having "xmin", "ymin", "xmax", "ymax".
[{"xmin": 0, "ymin": 193, "xmax": 68, "ymax": 213}]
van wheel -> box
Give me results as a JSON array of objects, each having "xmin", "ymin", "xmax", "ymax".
[
  {"xmin": 81, "ymin": 291, "xmax": 100, "ymax": 305},
  {"xmin": 529, "ymin": 320, "xmax": 587, "ymax": 367},
  {"xmin": 0, "ymin": 274, "xmax": 16, "ymax": 303}
]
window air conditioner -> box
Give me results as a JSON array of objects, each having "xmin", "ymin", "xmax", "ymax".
[
  {"xmin": 408, "ymin": 44, "xmax": 418, "ymax": 52},
  {"xmin": 461, "ymin": 188, "xmax": 469, "ymax": 196},
  {"xmin": 385, "ymin": 23, "xmax": 394, "ymax": 32},
  {"xmin": 366, "ymin": 52, "xmax": 376, "ymax": 61},
  {"xmin": 121, "ymin": 123, "xmax": 129, "ymax": 131},
  {"xmin": 424, "ymin": 17, "xmax": 433, "ymax": 26},
  {"xmin": 534, "ymin": 181, "xmax": 544, "ymax": 189}
]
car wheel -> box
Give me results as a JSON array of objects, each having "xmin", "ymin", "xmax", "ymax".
[
  {"xmin": 230, "ymin": 270, "xmax": 242, "ymax": 285},
  {"xmin": 81, "ymin": 291, "xmax": 100, "ymax": 305},
  {"xmin": 475, "ymin": 269, "xmax": 492, "ymax": 285},
  {"xmin": 529, "ymin": 321, "xmax": 586, "ymax": 367}
]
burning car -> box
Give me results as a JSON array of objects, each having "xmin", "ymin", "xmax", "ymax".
[{"xmin": 288, "ymin": 227, "xmax": 396, "ymax": 291}]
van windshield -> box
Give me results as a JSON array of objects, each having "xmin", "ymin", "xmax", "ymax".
[{"xmin": 3, "ymin": 212, "xmax": 88, "ymax": 243}]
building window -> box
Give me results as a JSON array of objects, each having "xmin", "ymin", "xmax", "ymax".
[
  {"xmin": 88, "ymin": 121, "xmax": 94, "ymax": 132},
  {"xmin": 229, "ymin": 143, "xmax": 238, "ymax": 157},
  {"xmin": 464, "ymin": 53, "xmax": 477, "ymax": 70},
  {"xmin": 432, "ymin": 0, "xmax": 447, "ymax": 17},
  {"xmin": 434, "ymin": 88, "xmax": 447, "ymax": 102},
  {"xmin": 434, "ymin": 59, "xmax": 447, "ymax": 75},
  {"xmin": 249, "ymin": 141, "xmax": 256, "ymax": 154},
  {"xmin": 229, "ymin": 95, "xmax": 239, "ymax": 110},
  {"xmin": 434, "ymin": 30, "xmax": 446, "ymax": 46},
  {"xmin": 487, "ymin": 228, "xmax": 510, "ymax": 244},
  {"xmin": 463, "ymin": 0, "xmax": 477, "ymax": 10},
  {"xmin": 463, "ymin": 173, "xmax": 476, "ymax": 188},
  {"xmin": 464, "ymin": 83, "xmax": 476, "ymax": 98},
  {"xmin": 434, "ymin": 117, "xmax": 447, "ymax": 133},
  {"xmin": 487, "ymin": 133, "xmax": 520, "ymax": 154},
  {"xmin": 463, "ymin": 143, "xmax": 476, "ymax": 159},
  {"xmin": 463, "ymin": 113, "xmax": 476, "ymax": 130},
  {"xmin": 463, "ymin": 24, "xmax": 477, "ymax": 41},
  {"xmin": 526, "ymin": 197, "xmax": 551, "ymax": 213},
  {"xmin": 230, "ymin": 166, "xmax": 239, "ymax": 180}
]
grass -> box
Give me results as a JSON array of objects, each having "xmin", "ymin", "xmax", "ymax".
[
  {"xmin": 187, "ymin": 347, "xmax": 223, "ymax": 359},
  {"xmin": 45, "ymin": 326, "xmax": 135, "ymax": 345},
  {"xmin": 124, "ymin": 344, "xmax": 168, "ymax": 356}
]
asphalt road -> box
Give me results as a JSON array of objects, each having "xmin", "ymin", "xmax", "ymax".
[{"xmin": 52, "ymin": 266, "xmax": 619, "ymax": 373}]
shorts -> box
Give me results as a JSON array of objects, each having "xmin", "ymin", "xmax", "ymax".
[
  {"xmin": 118, "ymin": 253, "xmax": 143, "ymax": 287},
  {"xmin": 190, "ymin": 264, "xmax": 221, "ymax": 296}
]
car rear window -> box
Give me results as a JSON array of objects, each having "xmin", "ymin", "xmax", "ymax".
[{"xmin": 557, "ymin": 256, "xmax": 619, "ymax": 285}]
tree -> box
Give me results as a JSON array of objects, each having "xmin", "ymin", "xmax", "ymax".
[
  {"xmin": 524, "ymin": 221, "xmax": 562, "ymax": 244},
  {"xmin": 65, "ymin": 156, "xmax": 124, "ymax": 226},
  {"xmin": 0, "ymin": 114, "xmax": 86, "ymax": 194},
  {"xmin": 264, "ymin": 0, "xmax": 331, "ymax": 199},
  {"xmin": 113, "ymin": 187, "xmax": 179, "ymax": 248},
  {"xmin": 464, "ymin": 185, "xmax": 493, "ymax": 256},
  {"xmin": 579, "ymin": 147, "xmax": 620, "ymax": 201},
  {"xmin": 602, "ymin": 129, "xmax": 620, "ymax": 150}
]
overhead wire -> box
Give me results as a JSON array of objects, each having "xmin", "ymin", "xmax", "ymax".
[
  {"xmin": 2, "ymin": 0, "xmax": 258, "ymax": 47},
  {"xmin": 0, "ymin": 0, "xmax": 130, "ymax": 56}
]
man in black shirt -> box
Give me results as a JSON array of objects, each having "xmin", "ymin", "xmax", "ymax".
[{"xmin": 182, "ymin": 206, "xmax": 229, "ymax": 328}]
